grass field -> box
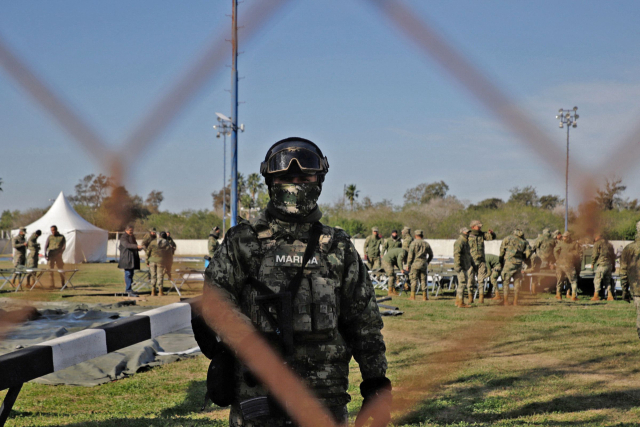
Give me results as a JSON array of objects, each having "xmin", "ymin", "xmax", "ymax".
[{"xmin": 1, "ymin": 261, "xmax": 640, "ymax": 426}]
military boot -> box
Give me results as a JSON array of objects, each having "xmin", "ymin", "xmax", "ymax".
[
  {"xmin": 159, "ymin": 287, "xmax": 165, "ymax": 296},
  {"xmin": 571, "ymin": 291, "xmax": 578, "ymax": 301},
  {"xmin": 590, "ymin": 292, "xmax": 600, "ymax": 301},
  {"xmin": 409, "ymin": 292, "xmax": 416, "ymax": 300},
  {"xmin": 422, "ymin": 291, "xmax": 429, "ymax": 301},
  {"xmin": 468, "ymin": 292, "xmax": 474, "ymax": 304},
  {"xmin": 555, "ymin": 292, "xmax": 562, "ymax": 300},
  {"xmin": 151, "ymin": 287, "xmax": 156, "ymax": 297},
  {"xmin": 513, "ymin": 294, "xmax": 518, "ymax": 306},
  {"xmin": 492, "ymin": 292, "xmax": 502, "ymax": 301},
  {"xmin": 455, "ymin": 297, "xmax": 470, "ymax": 308},
  {"xmin": 607, "ymin": 292, "xmax": 615, "ymax": 301}
]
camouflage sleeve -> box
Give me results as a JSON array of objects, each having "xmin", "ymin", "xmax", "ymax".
[
  {"xmin": 524, "ymin": 240, "xmax": 532, "ymax": 259},
  {"xmin": 397, "ymin": 251, "xmax": 406, "ymax": 269},
  {"xmin": 426, "ymin": 243, "xmax": 433, "ymax": 264},
  {"xmin": 620, "ymin": 246, "xmax": 630, "ymax": 291},
  {"xmin": 203, "ymin": 225, "xmax": 257, "ymax": 340},
  {"xmin": 484, "ymin": 231, "xmax": 496, "ymax": 241},
  {"xmin": 592, "ymin": 241, "xmax": 601, "ymax": 266},
  {"xmin": 339, "ymin": 238, "xmax": 387, "ymax": 380},
  {"xmin": 406, "ymin": 243, "xmax": 415, "ymax": 266},
  {"xmin": 498, "ymin": 239, "xmax": 507, "ymax": 265},
  {"xmin": 553, "ymin": 243, "xmax": 561, "ymax": 261},
  {"xmin": 453, "ymin": 239, "xmax": 462, "ymax": 271}
]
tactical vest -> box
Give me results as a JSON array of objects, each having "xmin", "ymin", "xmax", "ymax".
[{"xmin": 249, "ymin": 225, "xmax": 340, "ymax": 343}]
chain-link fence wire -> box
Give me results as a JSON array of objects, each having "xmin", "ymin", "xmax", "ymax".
[{"xmin": 0, "ymin": 0, "xmax": 637, "ymax": 425}]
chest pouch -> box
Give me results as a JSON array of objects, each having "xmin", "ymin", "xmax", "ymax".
[{"xmin": 248, "ymin": 222, "xmax": 324, "ymax": 356}]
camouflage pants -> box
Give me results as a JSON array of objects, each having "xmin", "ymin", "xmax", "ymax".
[
  {"xmin": 469, "ymin": 261, "xmax": 489, "ymax": 293},
  {"xmin": 229, "ymin": 403, "xmax": 347, "ymax": 426},
  {"xmin": 455, "ymin": 269, "xmax": 469, "ymax": 300},
  {"xmin": 11, "ymin": 252, "xmax": 25, "ymax": 282},
  {"xmin": 502, "ymin": 262, "xmax": 523, "ymax": 299},
  {"xmin": 556, "ymin": 264, "xmax": 578, "ymax": 295},
  {"xmin": 634, "ymin": 297, "xmax": 640, "ymax": 339},
  {"xmin": 409, "ymin": 262, "xmax": 427, "ymax": 293},
  {"xmin": 367, "ymin": 255, "xmax": 381, "ymax": 271},
  {"xmin": 149, "ymin": 262, "xmax": 166, "ymax": 290},
  {"xmin": 382, "ymin": 261, "xmax": 396, "ymax": 289},
  {"xmin": 594, "ymin": 264, "xmax": 613, "ymax": 295},
  {"xmin": 488, "ymin": 267, "xmax": 501, "ymax": 295},
  {"xmin": 48, "ymin": 254, "xmax": 65, "ymax": 287},
  {"xmin": 26, "ymin": 254, "xmax": 38, "ymax": 269}
]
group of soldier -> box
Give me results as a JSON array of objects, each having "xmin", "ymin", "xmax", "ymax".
[
  {"xmin": 138, "ymin": 227, "xmax": 177, "ymax": 296},
  {"xmin": 363, "ymin": 218, "xmax": 625, "ymax": 309},
  {"xmin": 10, "ymin": 225, "xmax": 67, "ymax": 288}
]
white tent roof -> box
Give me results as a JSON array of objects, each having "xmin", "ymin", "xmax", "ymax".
[
  {"xmin": 20, "ymin": 192, "xmax": 106, "ymax": 233},
  {"xmin": 11, "ymin": 192, "xmax": 108, "ymax": 263}
]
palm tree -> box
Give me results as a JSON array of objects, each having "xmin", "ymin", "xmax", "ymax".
[
  {"xmin": 344, "ymin": 184, "xmax": 359, "ymax": 211},
  {"xmin": 246, "ymin": 173, "xmax": 265, "ymax": 219}
]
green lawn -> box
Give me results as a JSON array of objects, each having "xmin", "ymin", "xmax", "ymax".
[{"xmin": 1, "ymin": 263, "xmax": 640, "ymax": 426}]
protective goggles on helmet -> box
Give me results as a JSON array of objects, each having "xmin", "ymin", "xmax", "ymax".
[{"xmin": 260, "ymin": 147, "xmax": 329, "ymax": 175}]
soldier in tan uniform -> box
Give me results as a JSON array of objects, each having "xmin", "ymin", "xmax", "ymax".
[
  {"xmin": 467, "ymin": 220, "xmax": 496, "ymax": 304},
  {"xmin": 382, "ymin": 229, "xmax": 402, "ymax": 256},
  {"xmin": 45, "ymin": 225, "xmax": 66, "ymax": 288},
  {"xmin": 141, "ymin": 227, "xmax": 157, "ymax": 266},
  {"xmin": 363, "ymin": 227, "xmax": 382, "ymax": 270},
  {"xmin": 591, "ymin": 232, "xmax": 615, "ymax": 301},
  {"xmin": 554, "ymin": 231, "xmax": 581, "ymax": 301},
  {"xmin": 10, "ymin": 227, "xmax": 27, "ymax": 286},
  {"xmin": 407, "ymin": 230, "xmax": 433, "ymax": 301},
  {"xmin": 401, "ymin": 227, "xmax": 413, "ymax": 290},
  {"xmin": 454, "ymin": 227, "xmax": 473, "ymax": 308},
  {"xmin": 25, "ymin": 230, "xmax": 42, "ymax": 288},
  {"xmin": 498, "ymin": 229, "xmax": 532, "ymax": 306}
]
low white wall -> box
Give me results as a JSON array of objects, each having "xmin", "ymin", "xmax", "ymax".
[{"xmin": 106, "ymin": 238, "xmax": 635, "ymax": 259}]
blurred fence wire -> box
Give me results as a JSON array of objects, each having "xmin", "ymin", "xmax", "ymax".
[{"xmin": 0, "ymin": 0, "xmax": 636, "ymax": 425}]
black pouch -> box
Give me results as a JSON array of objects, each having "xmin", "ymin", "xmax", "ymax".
[{"xmin": 192, "ymin": 313, "xmax": 237, "ymax": 407}]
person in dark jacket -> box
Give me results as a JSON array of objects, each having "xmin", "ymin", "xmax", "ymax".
[{"xmin": 118, "ymin": 225, "xmax": 142, "ymax": 297}]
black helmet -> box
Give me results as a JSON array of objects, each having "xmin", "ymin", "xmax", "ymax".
[{"xmin": 260, "ymin": 137, "xmax": 329, "ymax": 184}]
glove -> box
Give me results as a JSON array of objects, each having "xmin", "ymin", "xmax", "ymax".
[
  {"xmin": 355, "ymin": 377, "xmax": 392, "ymax": 427},
  {"xmin": 622, "ymin": 290, "xmax": 632, "ymax": 303}
]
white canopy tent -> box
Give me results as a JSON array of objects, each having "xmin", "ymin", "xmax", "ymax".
[{"xmin": 11, "ymin": 192, "xmax": 108, "ymax": 263}]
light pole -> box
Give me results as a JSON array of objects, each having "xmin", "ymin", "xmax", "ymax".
[
  {"xmin": 556, "ymin": 106, "xmax": 579, "ymax": 233},
  {"xmin": 214, "ymin": 113, "xmax": 244, "ymax": 232},
  {"xmin": 213, "ymin": 115, "xmax": 232, "ymax": 235}
]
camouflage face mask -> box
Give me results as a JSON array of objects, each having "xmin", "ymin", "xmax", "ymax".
[{"xmin": 270, "ymin": 183, "xmax": 321, "ymax": 217}]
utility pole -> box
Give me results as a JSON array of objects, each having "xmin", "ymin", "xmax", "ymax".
[
  {"xmin": 230, "ymin": 0, "xmax": 239, "ymax": 227},
  {"xmin": 556, "ymin": 107, "xmax": 579, "ymax": 233},
  {"xmin": 213, "ymin": 117, "xmax": 232, "ymax": 235}
]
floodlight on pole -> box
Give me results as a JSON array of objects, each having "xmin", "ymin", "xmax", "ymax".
[{"xmin": 556, "ymin": 106, "xmax": 579, "ymax": 233}]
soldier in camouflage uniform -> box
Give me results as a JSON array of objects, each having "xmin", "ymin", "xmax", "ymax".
[
  {"xmin": 467, "ymin": 220, "xmax": 496, "ymax": 304},
  {"xmin": 382, "ymin": 247, "xmax": 407, "ymax": 296},
  {"xmin": 591, "ymin": 232, "xmax": 616, "ymax": 301},
  {"xmin": 208, "ymin": 226, "xmax": 221, "ymax": 257},
  {"xmin": 484, "ymin": 253, "xmax": 502, "ymax": 300},
  {"xmin": 401, "ymin": 227, "xmax": 413, "ymax": 290},
  {"xmin": 45, "ymin": 225, "xmax": 66, "ymax": 288},
  {"xmin": 141, "ymin": 227, "xmax": 157, "ymax": 266},
  {"xmin": 10, "ymin": 227, "xmax": 27, "ymax": 286},
  {"xmin": 203, "ymin": 137, "xmax": 390, "ymax": 426},
  {"xmin": 407, "ymin": 230, "xmax": 433, "ymax": 301},
  {"xmin": 620, "ymin": 221, "xmax": 640, "ymax": 339},
  {"xmin": 382, "ymin": 229, "xmax": 402, "ymax": 256},
  {"xmin": 363, "ymin": 227, "xmax": 382, "ymax": 271},
  {"xmin": 165, "ymin": 231, "xmax": 177, "ymax": 281},
  {"xmin": 453, "ymin": 227, "xmax": 472, "ymax": 308},
  {"xmin": 147, "ymin": 232, "xmax": 169, "ymax": 296},
  {"xmin": 499, "ymin": 229, "xmax": 532, "ymax": 306},
  {"xmin": 531, "ymin": 228, "xmax": 556, "ymax": 294},
  {"xmin": 25, "ymin": 230, "xmax": 42, "ymax": 288},
  {"xmin": 554, "ymin": 231, "xmax": 581, "ymax": 301}
]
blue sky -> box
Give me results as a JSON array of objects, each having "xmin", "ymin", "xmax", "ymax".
[{"xmin": 2, "ymin": 0, "xmax": 640, "ymax": 213}]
